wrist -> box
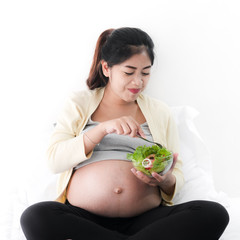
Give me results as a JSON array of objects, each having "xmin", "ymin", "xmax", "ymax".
[
  {"xmin": 97, "ymin": 122, "xmax": 109, "ymax": 137},
  {"xmin": 84, "ymin": 133, "xmax": 99, "ymax": 145},
  {"xmin": 84, "ymin": 123, "xmax": 106, "ymax": 146},
  {"xmin": 158, "ymin": 174, "xmax": 176, "ymax": 196}
]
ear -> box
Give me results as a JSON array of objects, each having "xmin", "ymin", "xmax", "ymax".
[{"xmin": 101, "ymin": 60, "xmax": 110, "ymax": 77}]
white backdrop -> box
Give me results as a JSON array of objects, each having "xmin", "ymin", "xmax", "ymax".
[{"xmin": 0, "ymin": 0, "xmax": 240, "ymax": 200}]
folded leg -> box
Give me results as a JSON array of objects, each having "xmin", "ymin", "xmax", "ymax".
[
  {"xmin": 127, "ymin": 200, "xmax": 229, "ymax": 240},
  {"xmin": 20, "ymin": 201, "xmax": 126, "ymax": 240}
]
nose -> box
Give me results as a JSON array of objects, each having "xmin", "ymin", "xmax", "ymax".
[{"xmin": 131, "ymin": 74, "xmax": 142, "ymax": 86}]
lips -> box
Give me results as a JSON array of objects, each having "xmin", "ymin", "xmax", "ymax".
[{"xmin": 128, "ymin": 88, "xmax": 140, "ymax": 94}]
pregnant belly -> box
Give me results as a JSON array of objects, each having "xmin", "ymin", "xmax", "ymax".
[{"xmin": 66, "ymin": 160, "xmax": 161, "ymax": 217}]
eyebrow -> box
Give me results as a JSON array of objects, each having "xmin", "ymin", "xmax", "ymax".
[{"xmin": 124, "ymin": 65, "xmax": 152, "ymax": 70}]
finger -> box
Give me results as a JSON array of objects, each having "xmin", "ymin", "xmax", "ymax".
[
  {"xmin": 127, "ymin": 121, "xmax": 140, "ymax": 138},
  {"xmin": 121, "ymin": 116, "xmax": 141, "ymax": 138},
  {"xmin": 131, "ymin": 168, "xmax": 137, "ymax": 174},
  {"xmin": 131, "ymin": 168, "xmax": 155, "ymax": 185},
  {"xmin": 114, "ymin": 120, "xmax": 129, "ymax": 135},
  {"xmin": 151, "ymin": 171, "xmax": 164, "ymax": 182},
  {"xmin": 106, "ymin": 127, "xmax": 116, "ymax": 134},
  {"xmin": 137, "ymin": 127, "xmax": 146, "ymax": 138},
  {"xmin": 123, "ymin": 116, "xmax": 145, "ymax": 138},
  {"xmin": 120, "ymin": 121, "xmax": 131, "ymax": 135},
  {"xmin": 170, "ymin": 153, "xmax": 178, "ymax": 171}
]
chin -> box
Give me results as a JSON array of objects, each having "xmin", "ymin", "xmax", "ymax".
[
  {"xmin": 125, "ymin": 96, "xmax": 138, "ymax": 102},
  {"xmin": 125, "ymin": 92, "xmax": 141, "ymax": 102}
]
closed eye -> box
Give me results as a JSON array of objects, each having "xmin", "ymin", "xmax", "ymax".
[
  {"xmin": 124, "ymin": 72, "xmax": 134, "ymax": 76},
  {"xmin": 125, "ymin": 72, "xmax": 150, "ymax": 76}
]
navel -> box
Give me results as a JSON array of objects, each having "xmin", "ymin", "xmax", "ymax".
[{"xmin": 114, "ymin": 187, "xmax": 123, "ymax": 194}]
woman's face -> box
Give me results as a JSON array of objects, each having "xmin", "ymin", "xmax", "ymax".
[{"xmin": 102, "ymin": 51, "xmax": 152, "ymax": 103}]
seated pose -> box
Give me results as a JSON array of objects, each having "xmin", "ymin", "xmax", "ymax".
[{"xmin": 20, "ymin": 27, "xmax": 229, "ymax": 240}]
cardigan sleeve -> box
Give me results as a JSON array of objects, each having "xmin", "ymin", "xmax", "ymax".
[
  {"xmin": 46, "ymin": 93, "xmax": 93, "ymax": 174},
  {"xmin": 160, "ymin": 111, "xmax": 185, "ymax": 205},
  {"xmin": 137, "ymin": 94, "xmax": 184, "ymax": 204}
]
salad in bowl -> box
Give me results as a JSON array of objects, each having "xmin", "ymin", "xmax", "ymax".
[{"xmin": 127, "ymin": 145, "xmax": 173, "ymax": 176}]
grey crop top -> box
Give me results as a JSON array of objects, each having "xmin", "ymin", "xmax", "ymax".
[{"xmin": 74, "ymin": 118, "xmax": 154, "ymax": 170}]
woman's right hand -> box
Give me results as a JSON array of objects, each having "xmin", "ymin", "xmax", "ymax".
[
  {"xmin": 99, "ymin": 116, "xmax": 146, "ymax": 138},
  {"xmin": 83, "ymin": 116, "xmax": 145, "ymax": 155}
]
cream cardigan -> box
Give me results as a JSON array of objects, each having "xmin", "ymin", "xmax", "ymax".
[{"xmin": 47, "ymin": 87, "xmax": 184, "ymax": 205}]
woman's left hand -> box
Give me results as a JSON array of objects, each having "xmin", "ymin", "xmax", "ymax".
[{"xmin": 131, "ymin": 153, "xmax": 178, "ymax": 193}]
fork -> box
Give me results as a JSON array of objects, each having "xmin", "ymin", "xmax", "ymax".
[{"xmin": 137, "ymin": 134, "xmax": 163, "ymax": 148}]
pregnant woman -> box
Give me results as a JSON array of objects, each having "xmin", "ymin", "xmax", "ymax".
[{"xmin": 20, "ymin": 27, "xmax": 229, "ymax": 240}]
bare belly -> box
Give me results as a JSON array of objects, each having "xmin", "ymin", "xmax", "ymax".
[{"xmin": 66, "ymin": 160, "xmax": 161, "ymax": 217}]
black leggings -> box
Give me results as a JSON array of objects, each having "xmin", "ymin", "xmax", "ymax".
[{"xmin": 20, "ymin": 200, "xmax": 229, "ymax": 240}]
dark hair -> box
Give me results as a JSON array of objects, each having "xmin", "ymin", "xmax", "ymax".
[{"xmin": 86, "ymin": 27, "xmax": 155, "ymax": 90}]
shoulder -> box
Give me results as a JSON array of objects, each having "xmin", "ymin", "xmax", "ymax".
[
  {"xmin": 69, "ymin": 88, "xmax": 102, "ymax": 102},
  {"xmin": 66, "ymin": 87, "xmax": 104, "ymax": 107},
  {"xmin": 59, "ymin": 88, "xmax": 104, "ymax": 119}
]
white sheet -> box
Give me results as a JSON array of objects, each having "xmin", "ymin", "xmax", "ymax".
[{"xmin": 1, "ymin": 106, "xmax": 240, "ymax": 239}]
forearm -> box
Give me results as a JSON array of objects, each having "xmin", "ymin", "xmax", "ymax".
[
  {"xmin": 83, "ymin": 123, "xmax": 107, "ymax": 155},
  {"xmin": 159, "ymin": 174, "xmax": 176, "ymax": 196},
  {"xmin": 47, "ymin": 134, "xmax": 87, "ymax": 173}
]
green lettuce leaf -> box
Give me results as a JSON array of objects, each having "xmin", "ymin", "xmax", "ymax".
[{"xmin": 127, "ymin": 145, "xmax": 172, "ymax": 176}]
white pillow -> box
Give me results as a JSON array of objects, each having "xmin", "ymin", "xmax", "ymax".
[{"xmin": 170, "ymin": 106, "xmax": 228, "ymax": 206}]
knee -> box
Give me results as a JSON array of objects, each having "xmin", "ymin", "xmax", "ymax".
[
  {"xmin": 21, "ymin": 202, "xmax": 46, "ymax": 228},
  {"xmin": 195, "ymin": 201, "xmax": 229, "ymax": 236},
  {"xmin": 213, "ymin": 201, "xmax": 229, "ymax": 229},
  {"xmin": 20, "ymin": 201, "xmax": 55, "ymax": 239},
  {"xmin": 203, "ymin": 201, "xmax": 229, "ymax": 227}
]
